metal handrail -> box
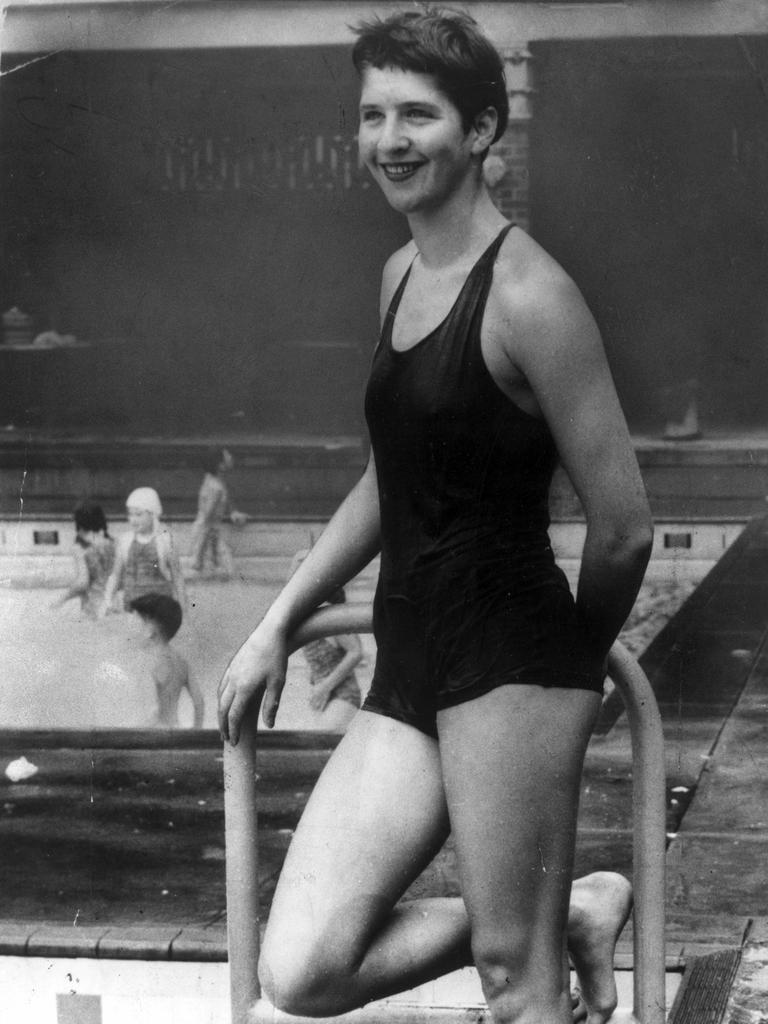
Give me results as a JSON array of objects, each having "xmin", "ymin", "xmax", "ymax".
[{"xmin": 224, "ymin": 605, "xmax": 666, "ymax": 1024}]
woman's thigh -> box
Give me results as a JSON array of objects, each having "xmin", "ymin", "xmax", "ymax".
[
  {"xmin": 318, "ymin": 697, "xmax": 359, "ymax": 732},
  {"xmin": 262, "ymin": 709, "xmax": 450, "ymax": 966},
  {"xmin": 437, "ymin": 685, "xmax": 601, "ymax": 966}
]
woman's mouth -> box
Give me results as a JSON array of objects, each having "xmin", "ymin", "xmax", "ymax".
[{"xmin": 380, "ymin": 162, "xmax": 424, "ymax": 182}]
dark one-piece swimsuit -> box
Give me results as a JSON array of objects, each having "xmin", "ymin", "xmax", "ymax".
[{"xmin": 361, "ymin": 224, "xmax": 604, "ymax": 739}]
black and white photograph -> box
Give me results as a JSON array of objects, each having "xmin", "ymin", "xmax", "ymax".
[{"xmin": 1, "ymin": 2, "xmax": 768, "ymax": 1022}]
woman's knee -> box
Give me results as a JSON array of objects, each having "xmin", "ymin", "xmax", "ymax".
[{"xmin": 258, "ymin": 934, "xmax": 357, "ymax": 1016}]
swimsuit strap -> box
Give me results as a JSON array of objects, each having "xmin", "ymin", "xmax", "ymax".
[{"xmin": 381, "ymin": 223, "xmax": 515, "ymax": 344}]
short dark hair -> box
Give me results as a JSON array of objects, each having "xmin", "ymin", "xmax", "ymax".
[
  {"xmin": 203, "ymin": 449, "xmax": 224, "ymax": 475},
  {"xmin": 74, "ymin": 501, "xmax": 109, "ymax": 536},
  {"xmin": 351, "ymin": 7, "xmax": 508, "ymax": 146},
  {"xmin": 129, "ymin": 593, "xmax": 183, "ymax": 640}
]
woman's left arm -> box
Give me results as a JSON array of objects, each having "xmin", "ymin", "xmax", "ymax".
[{"xmin": 495, "ymin": 264, "xmax": 653, "ymax": 666}]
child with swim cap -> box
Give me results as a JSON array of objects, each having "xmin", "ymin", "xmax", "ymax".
[{"xmin": 101, "ymin": 487, "xmax": 187, "ymax": 618}]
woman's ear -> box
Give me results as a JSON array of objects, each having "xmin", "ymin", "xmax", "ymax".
[{"xmin": 471, "ymin": 106, "xmax": 499, "ymax": 156}]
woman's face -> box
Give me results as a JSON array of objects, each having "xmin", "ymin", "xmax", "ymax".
[{"xmin": 358, "ymin": 65, "xmax": 477, "ymax": 215}]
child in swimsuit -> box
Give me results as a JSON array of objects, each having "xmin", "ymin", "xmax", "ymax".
[
  {"xmin": 101, "ymin": 487, "xmax": 187, "ymax": 618},
  {"xmin": 188, "ymin": 448, "xmax": 246, "ymax": 580},
  {"xmin": 51, "ymin": 501, "xmax": 116, "ymax": 618}
]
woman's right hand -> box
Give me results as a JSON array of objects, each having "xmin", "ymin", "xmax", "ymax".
[{"xmin": 217, "ymin": 622, "xmax": 289, "ymax": 744}]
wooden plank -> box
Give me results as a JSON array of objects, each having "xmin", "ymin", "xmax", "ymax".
[{"xmin": 668, "ymin": 949, "xmax": 741, "ymax": 1024}]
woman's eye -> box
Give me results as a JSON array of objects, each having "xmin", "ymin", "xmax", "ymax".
[
  {"xmin": 406, "ymin": 109, "xmax": 432, "ymax": 120},
  {"xmin": 361, "ymin": 110, "xmax": 382, "ymax": 123}
]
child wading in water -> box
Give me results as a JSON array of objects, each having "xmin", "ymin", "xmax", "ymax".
[
  {"xmin": 129, "ymin": 592, "xmax": 204, "ymax": 728},
  {"xmin": 290, "ymin": 548, "xmax": 363, "ymax": 732},
  {"xmin": 101, "ymin": 487, "xmax": 187, "ymax": 617},
  {"xmin": 51, "ymin": 501, "xmax": 116, "ymax": 618},
  {"xmin": 189, "ymin": 448, "xmax": 247, "ymax": 580}
]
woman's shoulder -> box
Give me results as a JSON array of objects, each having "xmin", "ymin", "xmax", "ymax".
[
  {"xmin": 382, "ymin": 239, "xmax": 417, "ymax": 277},
  {"xmin": 495, "ymin": 227, "xmax": 572, "ymax": 295},
  {"xmin": 491, "ymin": 228, "xmax": 592, "ymax": 338},
  {"xmin": 379, "ymin": 240, "xmax": 418, "ymax": 320}
]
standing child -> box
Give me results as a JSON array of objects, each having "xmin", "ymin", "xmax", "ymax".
[
  {"xmin": 101, "ymin": 487, "xmax": 187, "ymax": 617},
  {"xmin": 129, "ymin": 592, "xmax": 204, "ymax": 728},
  {"xmin": 51, "ymin": 501, "xmax": 116, "ymax": 618},
  {"xmin": 290, "ymin": 548, "xmax": 363, "ymax": 732},
  {"xmin": 189, "ymin": 448, "xmax": 246, "ymax": 579}
]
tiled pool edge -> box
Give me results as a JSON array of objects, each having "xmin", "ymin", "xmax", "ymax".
[
  {"xmin": 0, "ymin": 918, "xmax": 757, "ymax": 970},
  {"xmin": 0, "ymin": 920, "xmax": 228, "ymax": 961}
]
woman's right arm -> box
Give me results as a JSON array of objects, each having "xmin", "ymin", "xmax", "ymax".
[{"xmin": 217, "ymin": 454, "xmax": 381, "ymax": 743}]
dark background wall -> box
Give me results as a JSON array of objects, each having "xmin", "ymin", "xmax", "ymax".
[
  {"xmin": 531, "ymin": 37, "xmax": 768, "ymax": 433},
  {"xmin": 3, "ymin": 37, "xmax": 768, "ymax": 440},
  {"xmin": 0, "ymin": 46, "xmax": 408, "ymax": 436}
]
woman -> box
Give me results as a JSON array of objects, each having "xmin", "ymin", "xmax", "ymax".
[{"xmin": 218, "ymin": 10, "xmax": 652, "ymax": 1024}]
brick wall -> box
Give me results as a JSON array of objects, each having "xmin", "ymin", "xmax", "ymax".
[{"xmin": 489, "ymin": 124, "xmax": 531, "ymax": 229}]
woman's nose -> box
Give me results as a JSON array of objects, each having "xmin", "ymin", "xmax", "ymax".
[{"xmin": 379, "ymin": 116, "xmax": 408, "ymax": 154}]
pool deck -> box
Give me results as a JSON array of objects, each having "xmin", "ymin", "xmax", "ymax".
[{"xmin": 3, "ymin": 516, "xmax": 768, "ymax": 1017}]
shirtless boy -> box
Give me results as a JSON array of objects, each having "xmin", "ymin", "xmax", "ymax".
[{"xmin": 130, "ymin": 593, "xmax": 204, "ymax": 728}]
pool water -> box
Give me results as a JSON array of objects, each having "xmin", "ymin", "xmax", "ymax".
[
  {"xmin": 0, "ymin": 578, "xmax": 379, "ymax": 731},
  {"xmin": 0, "ymin": 560, "xmax": 703, "ymax": 733}
]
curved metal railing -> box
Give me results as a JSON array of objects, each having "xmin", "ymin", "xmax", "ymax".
[{"xmin": 223, "ymin": 605, "xmax": 666, "ymax": 1024}]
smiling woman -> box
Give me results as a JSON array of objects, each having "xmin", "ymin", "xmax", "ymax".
[
  {"xmin": 355, "ymin": 14, "xmax": 508, "ymax": 219},
  {"xmin": 357, "ymin": 66, "xmax": 494, "ymax": 216},
  {"xmin": 217, "ymin": 9, "xmax": 653, "ymax": 1024}
]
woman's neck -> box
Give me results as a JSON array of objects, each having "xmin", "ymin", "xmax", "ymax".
[{"xmin": 406, "ymin": 182, "xmax": 505, "ymax": 270}]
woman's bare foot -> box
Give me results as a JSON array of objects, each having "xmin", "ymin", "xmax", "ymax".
[{"xmin": 568, "ymin": 872, "xmax": 633, "ymax": 1024}]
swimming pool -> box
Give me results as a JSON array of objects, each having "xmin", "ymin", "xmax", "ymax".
[
  {"xmin": 0, "ymin": 577, "xmax": 379, "ymax": 732},
  {"xmin": 0, "ymin": 553, "xmax": 706, "ymax": 733}
]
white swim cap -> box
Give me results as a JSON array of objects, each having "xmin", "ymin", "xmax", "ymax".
[{"xmin": 126, "ymin": 487, "xmax": 163, "ymax": 517}]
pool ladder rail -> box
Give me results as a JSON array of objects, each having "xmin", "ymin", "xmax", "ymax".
[{"xmin": 224, "ymin": 604, "xmax": 667, "ymax": 1024}]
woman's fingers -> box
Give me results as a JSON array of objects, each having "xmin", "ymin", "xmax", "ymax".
[
  {"xmin": 227, "ymin": 690, "xmax": 252, "ymax": 747},
  {"xmin": 261, "ymin": 677, "xmax": 284, "ymax": 730},
  {"xmin": 218, "ymin": 670, "xmax": 260, "ymax": 745},
  {"xmin": 218, "ymin": 630, "xmax": 289, "ymax": 743}
]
